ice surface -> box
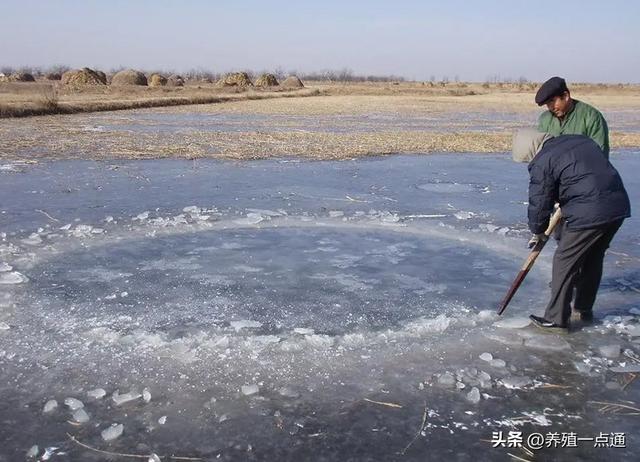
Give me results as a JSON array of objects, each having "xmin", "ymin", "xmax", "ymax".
[
  {"xmin": 0, "ymin": 153, "xmax": 638, "ymax": 460},
  {"xmin": 101, "ymin": 423, "xmax": 124, "ymax": 441},
  {"xmin": 523, "ymin": 335, "xmax": 571, "ymax": 351},
  {"xmin": 598, "ymin": 344, "xmax": 621, "ymax": 358},
  {"xmin": 610, "ymin": 365, "xmax": 640, "ymax": 373},
  {"xmin": 278, "ymin": 387, "xmax": 300, "ymax": 398}
]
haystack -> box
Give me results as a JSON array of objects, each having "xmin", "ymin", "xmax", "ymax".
[
  {"xmin": 255, "ymin": 73, "xmax": 279, "ymax": 87},
  {"xmin": 111, "ymin": 69, "xmax": 148, "ymax": 86},
  {"xmin": 45, "ymin": 72, "xmax": 62, "ymax": 81},
  {"xmin": 281, "ymin": 75, "xmax": 304, "ymax": 88},
  {"xmin": 61, "ymin": 68, "xmax": 107, "ymax": 85},
  {"xmin": 149, "ymin": 73, "xmax": 168, "ymax": 87},
  {"xmin": 9, "ymin": 72, "xmax": 36, "ymax": 82},
  {"xmin": 166, "ymin": 75, "xmax": 185, "ymax": 87},
  {"xmin": 0, "ymin": 73, "xmax": 8, "ymax": 83},
  {"xmin": 219, "ymin": 72, "xmax": 253, "ymax": 87}
]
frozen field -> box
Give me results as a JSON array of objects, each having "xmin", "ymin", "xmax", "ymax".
[{"xmin": 1, "ymin": 153, "xmax": 639, "ymax": 461}]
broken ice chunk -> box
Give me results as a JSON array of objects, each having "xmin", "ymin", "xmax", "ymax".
[
  {"xmin": 466, "ymin": 387, "xmax": 481, "ymax": 404},
  {"xmin": 64, "ymin": 397, "xmax": 84, "ymax": 411},
  {"xmin": 142, "ymin": 388, "xmax": 151, "ymax": 403},
  {"xmin": 43, "ymin": 400, "xmax": 58, "ymax": 413},
  {"xmin": 500, "ymin": 376, "xmax": 532, "ymax": 389},
  {"xmin": 149, "ymin": 454, "xmax": 161, "ymax": 462},
  {"xmin": 454, "ymin": 211, "xmax": 475, "ymax": 220},
  {"xmin": 0, "ymin": 322, "xmax": 10, "ymax": 330},
  {"xmin": 42, "ymin": 447, "xmax": 59, "ymax": 461},
  {"xmin": 230, "ymin": 320, "xmax": 262, "ymax": 332},
  {"xmin": 234, "ymin": 212, "xmax": 265, "ymax": 225},
  {"xmin": 476, "ymin": 310, "xmax": 495, "ymax": 321},
  {"xmin": 304, "ymin": 334, "xmax": 335, "ymax": 349},
  {"xmin": 22, "ymin": 233, "xmax": 43, "ymax": 245},
  {"xmin": 479, "ymin": 353, "xmax": 493, "ymax": 362},
  {"xmin": 87, "ymin": 388, "xmax": 106, "ymax": 400},
  {"xmin": 437, "ymin": 373, "xmax": 456, "ymax": 387},
  {"xmin": 183, "ymin": 205, "xmax": 201, "ymax": 214},
  {"xmin": 0, "ymin": 271, "xmax": 28, "ymax": 284},
  {"xmin": 493, "ymin": 317, "xmax": 531, "ymax": 329},
  {"xmin": 241, "ymin": 384, "xmax": 260, "ymax": 396},
  {"xmin": 158, "ymin": 416, "xmax": 167, "ymax": 425},
  {"xmin": 101, "ymin": 423, "xmax": 124, "ymax": 441},
  {"xmin": 293, "ymin": 328, "xmax": 314, "ymax": 335},
  {"xmin": 0, "ymin": 262, "xmax": 12, "ymax": 272},
  {"xmin": 72, "ymin": 408, "xmax": 90, "ymax": 424},
  {"xmin": 134, "ymin": 211, "xmax": 149, "ymax": 221},
  {"xmin": 112, "ymin": 390, "xmax": 142, "ymax": 405},
  {"xmin": 26, "ymin": 445, "xmax": 39, "ymax": 458},
  {"xmin": 478, "ymin": 371, "xmax": 492, "ymax": 389},
  {"xmin": 489, "ymin": 359, "xmax": 506, "ymax": 368}
]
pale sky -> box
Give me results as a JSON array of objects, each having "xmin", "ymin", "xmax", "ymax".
[{"xmin": 1, "ymin": 0, "xmax": 638, "ymax": 82}]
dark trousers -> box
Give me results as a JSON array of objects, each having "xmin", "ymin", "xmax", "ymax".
[{"xmin": 544, "ymin": 219, "xmax": 624, "ymax": 326}]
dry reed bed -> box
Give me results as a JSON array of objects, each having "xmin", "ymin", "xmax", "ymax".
[{"xmin": 1, "ymin": 87, "xmax": 640, "ymax": 160}]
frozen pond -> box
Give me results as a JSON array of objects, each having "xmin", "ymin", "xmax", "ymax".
[
  {"xmin": 0, "ymin": 153, "xmax": 639, "ymax": 461},
  {"xmin": 89, "ymin": 111, "xmax": 537, "ymax": 134},
  {"xmin": 72, "ymin": 108, "xmax": 640, "ymax": 135}
]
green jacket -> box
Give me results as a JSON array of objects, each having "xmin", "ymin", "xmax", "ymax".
[{"xmin": 538, "ymin": 100, "xmax": 610, "ymax": 158}]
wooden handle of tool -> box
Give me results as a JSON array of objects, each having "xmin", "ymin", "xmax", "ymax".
[{"xmin": 497, "ymin": 207, "xmax": 562, "ymax": 315}]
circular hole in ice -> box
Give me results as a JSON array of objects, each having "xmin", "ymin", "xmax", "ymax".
[{"xmin": 22, "ymin": 223, "xmax": 536, "ymax": 337}]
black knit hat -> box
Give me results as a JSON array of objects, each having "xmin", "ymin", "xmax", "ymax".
[{"xmin": 535, "ymin": 77, "xmax": 569, "ymax": 105}]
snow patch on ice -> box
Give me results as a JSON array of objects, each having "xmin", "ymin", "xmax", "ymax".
[{"xmin": 0, "ymin": 271, "xmax": 28, "ymax": 284}]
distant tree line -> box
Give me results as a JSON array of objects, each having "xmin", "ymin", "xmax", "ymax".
[{"xmin": 1, "ymin": 65, "xmax": 405, "ymax": 83}]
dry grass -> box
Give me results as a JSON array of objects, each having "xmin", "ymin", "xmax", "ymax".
[
  {"xmin": 0, "ymin": 81, "xmax": 316, "ymax": 118},
  {"xmin": 1, "ymin": 81, "xmax": 639, "ymax": 160}
]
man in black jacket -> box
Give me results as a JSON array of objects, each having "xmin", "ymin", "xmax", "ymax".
[{"xmin": 512, "ymin": 129, "xmax": 631, "ymax": 333}]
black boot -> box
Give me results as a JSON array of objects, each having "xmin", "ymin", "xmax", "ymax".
[{"xmin": 529, "ymin": 314, "xmax": 569, "ymax": 334}]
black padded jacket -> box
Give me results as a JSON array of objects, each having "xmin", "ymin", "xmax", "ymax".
[{"xmin": 527, "ymin": 135, "xmax": 630, "ymax": 234}]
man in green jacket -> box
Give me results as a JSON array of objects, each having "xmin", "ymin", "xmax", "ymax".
[{"xmin": 536, "ymin": 76, "xmax": 610, "ymax": 158}]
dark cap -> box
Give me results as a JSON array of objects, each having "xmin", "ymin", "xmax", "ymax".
[{"xmin": 535, "ymin": 77, "xmax": 569, "ymax": 105}]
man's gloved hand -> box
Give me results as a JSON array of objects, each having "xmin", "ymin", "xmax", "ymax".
[{"xmin": 528, "ymin": 233, "xmax": 548, "ymax": 249}]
